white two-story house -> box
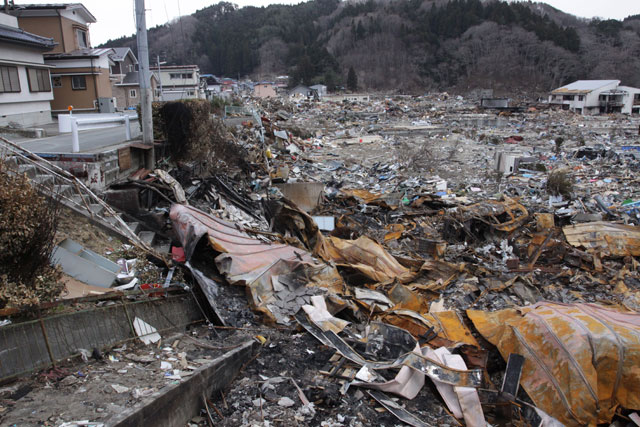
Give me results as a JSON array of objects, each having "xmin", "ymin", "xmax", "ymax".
[
  {"xmin": 549, "ymin": 80, "xmax": 640, "ymax": 115},
  {"xmin": 150, "ymin": 64, "xmax": 202, "ymax": 101},
  {"xmin": 0, "ymin": 11, "xmax": 55, "ymax": 127}
]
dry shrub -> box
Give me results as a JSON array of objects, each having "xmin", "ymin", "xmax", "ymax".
[
  {"xmin": 546, "ymin": 168, "xmax": 573, "ymax": 197},
  {"xmin": 136, "ymin": 101, "xmax": 166, "ymax": 140},
  {"xmin": 395, "ymin": 141, "xmax": 436, "ymax": 172},
  {"xmin": 159, "ymin": 100, "xmax": 249, "ymax": 172},
  {"xmin": 0, "ymin": 161, "xmax": 63, "ymax": 308}
]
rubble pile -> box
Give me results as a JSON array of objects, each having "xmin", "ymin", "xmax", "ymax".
[{"xmin": 2, "ymin": 94, "xmax": 640, "ymax": 426}]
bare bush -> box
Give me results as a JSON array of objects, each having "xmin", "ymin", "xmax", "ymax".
[
  {"xmin": 546, "ymin": 168, "xmax": 573, "ymax": 197},
  {"xmin": 395, "ymin": 141, "xmax": 436, "ymax": 172},
  {"xmin": 0, "ymin": 161, "xmax": 63, "ymax": 308}
]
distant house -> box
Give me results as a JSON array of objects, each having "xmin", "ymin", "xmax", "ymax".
[
  {"xmin": 150, "ymin": 64, "xmax": 202, "ymax": 101},
  {"xmin": 549, "ymin": 80, "xmax": 640, "ymax": 115},
  {"xmin": 310, "ymin": 84, "xmax": 327, "ymax": 98},
  {"xmin": 201, "ymin": 74, "xmax": 220, "ymax": 99},
  {"xmin": 109, "ymin": 47, "xmax": 136, "ymax": 79},
  {"xmin": 10, "ymin": 3, "xmax": 116, "ymax": 114},
  {"xmin": 109, "ymin": 47, "xmax": 158, "ymax": 109},
  {"xmin": 274, "ymin": 75, "xmax": 288, "ymax": 88},
  {"xmin": 219, "ymin": 78, "xmax": 236, "ymax": 93},
  {"xmin": 254, "ymin": 82, "xmax": 275, "ymax": 98},
  {"xmin": 0, "ymin": 12, "xmax": 56, "ymax": 126},
  {"xmin": 289, "ymin": 85, "xmax": 315, "ymax": 98},
  {"xmin": 324, "ymin": 93, "xmax": 370, "ymax": 102},
  {"xmin": 112, "ymin": 69, "xmax": 158, "ymax": 110}
]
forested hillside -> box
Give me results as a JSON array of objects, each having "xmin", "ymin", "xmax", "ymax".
[{"xmin": 101, "ymin": 0, "xmax": 640, "ymax": 93}]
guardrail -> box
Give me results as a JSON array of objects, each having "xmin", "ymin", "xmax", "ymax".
[{"xmin": 69, "ymin": 114, "xmax": 137, "ymax": 153}]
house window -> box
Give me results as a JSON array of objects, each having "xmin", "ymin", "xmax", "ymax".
[
  {"xmin": 76, "ymin": 28, "xmax": 88, "ymax": 49},
  {"xmin": 0, "ymin": 65, "xmax": 20, "ymax": 93},
  {"xmin": 27, "ymin": 68, "xmax": 51, "ymax": 92},
  {"xmin": 578, "ymin": 95, "xmax": 584, "ymax": 101},
  {"xmin": 71, "ymin": 75, "xmax": 87, "ymax": 90},
  {"xmin": 169, "ymin": 73, "xmax": 193, "ymax": 79},
  {"xmin": 52, "ymin": 76, "xmax": 62, "ymax": 88},
  {"xmin": 129, "ymin": 89, "xmax": 137, "ymax": 98}
]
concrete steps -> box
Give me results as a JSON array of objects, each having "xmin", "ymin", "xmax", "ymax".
[
  {"xmin": 18, "ymin": 164, "xmax": 37, "ymax": 178},
  {"xmin": 2, "ymin": 152, "xmax": 173, "ymax": 258}
]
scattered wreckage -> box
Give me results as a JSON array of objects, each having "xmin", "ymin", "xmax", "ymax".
[{"xmin": 2, "ymin": 94, "xmax": 640, "ymax": 426}]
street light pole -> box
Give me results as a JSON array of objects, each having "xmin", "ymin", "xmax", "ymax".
[{"xmin": 135, "ymin": 0, "xmax": 154, "ymax": 166}]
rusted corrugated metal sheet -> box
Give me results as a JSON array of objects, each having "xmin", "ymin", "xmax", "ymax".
[
  {"xmin": 170, "ymin": 204, "xmax": 346, "ymax": 323},
  {"xmin": 468, "ymin": 302, "xmax": 640, "ymax": 426},
  {"xmin": 460, "ymin": 198, "xmax": 529, "ymax": 232},
  {"xmin": 316, "ymin": 235, "xmax": 414, "ymax": 283},
  {"xmin": 170, "ymin": 204, "xmax": 314, "ymax": 263},
  {"xmin": 563, "ymin": 221, "xmax": 640, "ymax": 257}
]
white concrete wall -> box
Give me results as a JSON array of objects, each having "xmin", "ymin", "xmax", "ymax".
[
  {"xmin": 0, "ymin": 100, "xmax": 52, "ymax": 127},
  {"xmin": 161, "ymin": 90, "xmax": 197, "ymax": 101},
  {"xmin": 60, "ymin": 8, "xmax": 91, "ymax": 26},
  {"xmin": 0, "ymin": 41, "xmax": 49, "ymax": 66},
  {"xmin": 618, "ymin": 86, "xmax": 640, "ymax": 114},
  {"xmin": 46, "ymin": 55, "xmax": 110, "ymax": 70},
  {"xmin": 0, "ymin": 12, "xmax": 18, "ymax": 27}
]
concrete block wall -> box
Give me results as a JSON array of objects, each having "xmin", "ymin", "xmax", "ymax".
[{"xmin": 0, "ymin": 293, "xmax": 204, "ymax": 381}]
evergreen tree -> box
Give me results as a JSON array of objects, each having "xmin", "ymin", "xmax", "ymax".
[{"xmin": 347, "ymin": 66, "xmax": 357, "ymax": 91}]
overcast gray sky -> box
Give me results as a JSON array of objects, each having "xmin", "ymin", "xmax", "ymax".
[{"xmin": 23, "ymin": 0, "xmax": 640, "ymax": 45}]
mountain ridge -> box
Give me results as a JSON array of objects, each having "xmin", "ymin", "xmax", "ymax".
[{"xmin": 100, "ymin": 0, "xmax": 640, "ymax": 94}]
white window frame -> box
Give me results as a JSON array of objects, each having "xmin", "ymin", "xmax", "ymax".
[
  {"xmin": 76, "ymin": 28, "xmax": 88, "ymax": 49},
  {"xmin": 129, "ymin": 89, "xmax": 137, "ymax": 98}
]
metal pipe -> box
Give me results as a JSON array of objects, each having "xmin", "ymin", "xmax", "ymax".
[{"xmin": 594, "ymin": 195, "xmax": 612, "ymax": 215}]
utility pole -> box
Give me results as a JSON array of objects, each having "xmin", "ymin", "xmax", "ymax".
[{"xmin": 135, "ymin": 0, "xmax": 154, "ymax": 167}]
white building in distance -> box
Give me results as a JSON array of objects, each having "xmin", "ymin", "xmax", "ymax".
[
  {"xmin": 150, "ymin": 64, "xmax": 202, "ymax": 101},
  {"xmin": 549, "ymin": 80, "xmax": 640, "ymax": 115}
]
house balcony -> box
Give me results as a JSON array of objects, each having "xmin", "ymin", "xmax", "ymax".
[{"xmin": 599, "ymin": 101, "xmax": 624, "ymax": 107}]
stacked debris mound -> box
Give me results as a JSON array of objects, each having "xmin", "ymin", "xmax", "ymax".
[{"xmin": 142, "ymin": 100, "xmax": 251, "ymax": 173}]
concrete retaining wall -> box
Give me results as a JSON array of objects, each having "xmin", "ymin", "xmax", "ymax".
[
  {"xmin": 0, "ymin": 293, "xmax": 204, "ymax": 381},
  {"xmin": 110, "ymin": 340, "xmax": 257, "ymax": 427}
]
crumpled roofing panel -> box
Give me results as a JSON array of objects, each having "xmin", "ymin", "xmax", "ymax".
[
  {"xmin": 170, "ymin": 203, "xmax": 312, "ymax": 263},
  {"xmin": 468, "ymin": 302, "xmax": 640, "ymax": 426},
  {"xmin": 563, "ymin": 221, "xmax": 640, "ymax": 257},
  {"xmin": 316, "ymin": 235, "xmax": 414, "ymax": 283},
  {"xmin": 170, "ymin": 204, "xmax": 344, "ymax": 323}
]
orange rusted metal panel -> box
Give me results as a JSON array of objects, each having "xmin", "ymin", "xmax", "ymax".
[
  {"xmin": 563, "ymin": 222, "xmax": 640, "ymax": 257},
  {"xmin": 468, "ymin": 302, "xmax": 640, "ymax": 426}
]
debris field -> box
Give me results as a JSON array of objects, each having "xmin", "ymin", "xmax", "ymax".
[{"xmin": 2, "ymin": 93, "xmax": 640, "ymax": 427}]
